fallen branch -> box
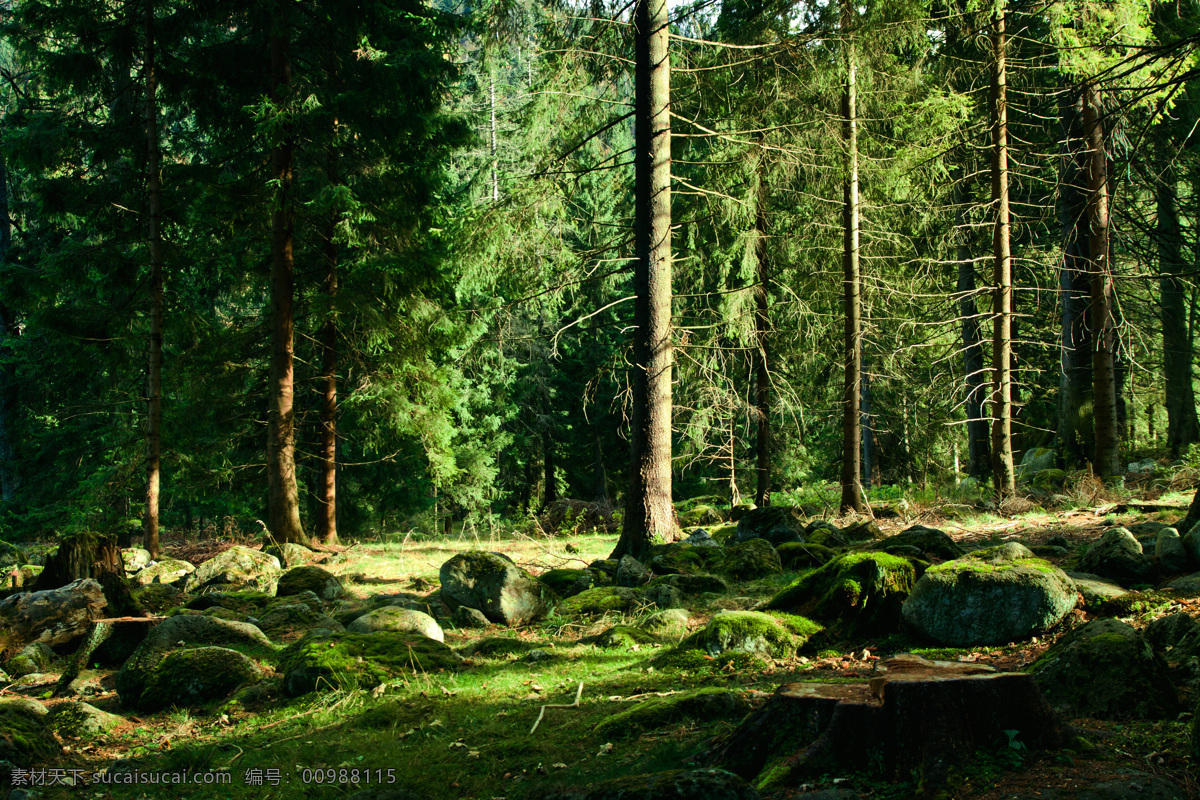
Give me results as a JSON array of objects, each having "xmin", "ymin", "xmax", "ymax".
[
  {"xmin": 530, "ymin": 681, "xmax": 584, "ymax": 734},
  {"xmin": 91, "ymin": 616, "xmax": 166, "ymax": 624},
  {"xmin": 607, "ymin": 690, "xmax": 683, "ymax": 703}
]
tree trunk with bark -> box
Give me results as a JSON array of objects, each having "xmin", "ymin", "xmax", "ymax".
[
  {"xmin": 1158, "ymin": 167, "xmax": 1199, "ymax": 458},
  {"xmin": 1083, "ymin": 84, "xmax": 1120, "ymax": 479},
  {"xmin": 0, "ymin": 160, "xmax": 19, "ymax": 504},
  {"xmin": 34, "ymin": 533, "xmax": 123, "ymax": 591},
  {"xmin": 613, "ymin": 0, "xmax": 673, "ymax": 561},
  {"xmin": 953, "ymin": 169, "xmax": 991, "ymax": 480},
  {"xmin": 267, "ymin": 5, "xmax": 308, "ymax": 544},
  {"xmin": 1058, "ymin": 87, "xmax": 1093, "ymax": 466},
  {"xmin": 990, "ymin": 9, "xmax": 1015, "ymax": 496},
  {"xmin": 316, "ymin": 205, "xmax": 339, "ymax": 545},
  {"xmin": 754, "ymin": 139, "xmax": 771, "ymax": 508},
  {"xmin": 143, "ymin": 0, "xmax": 163, "ymax": 559},
  {"xmin": 840, "ymin": 0, "xmax": 864, "ymax": 514},
  {"xmin": 543, "ymin": 428, "xmax": 557, "ymax": 510}
]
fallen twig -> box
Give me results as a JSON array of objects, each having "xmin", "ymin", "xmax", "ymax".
[{"xmin": 530, "ymin": 681, "xmax": 584, "ymax": 734}]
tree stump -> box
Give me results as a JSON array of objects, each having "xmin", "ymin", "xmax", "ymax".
[
  {"xmin": 707, "ymin": 654, "xmax": 1073, "ymax": 793},
  {"xmin": 34, "ymin": 532, "xmax": 123, "ymax": 591}
]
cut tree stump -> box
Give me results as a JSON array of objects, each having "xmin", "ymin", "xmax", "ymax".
[
  {"xmin": 706, "ymin": 654, "xmax": 1073, "ymax": 793},
  {"xmin": 34, "ymin": 532, "xmax": 123, "ymax": 591}
]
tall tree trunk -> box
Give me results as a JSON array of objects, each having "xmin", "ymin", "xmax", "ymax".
[
  {"xmin": 862, "ymin": 369, "xmax": 875, "ymax": 487},
  {"xmin": 840, "ymin": 0, "xmax": 864, "ymax": 514},
  {"xmin": 490, "ymin": 70, "xmax": 499, "ymax": 202},
  {"xmin": 954, "ymin": 168, "xmax": 992, "ymax": 480},
  {"xmin": 613, "ymin": 0, "xmax": 673, "ymax": 560},
  {"xmin": 0, "ymin": 160, "xmax": 19, "ymax": 504},
  {"xmin": 753, "ymin": 139, "xmax": 771, "ymax": 508},
  {"xmin": 543, "ymin": 428, "xmax": 557, "ymax": 509},
  {"xmin": 316, "ymin": 195, "xmax": 339, "ymax": 546},
  {"xmin": 267, "ymin": 5, "xmax": 307, "ymax": 544},
  {"xmin": 143, "ymin": 0, "xmax": 163, "ymax": 559},
  {"xmin": 990, "ymin": 8, "xmax": 1015, "ymax": 496},
  {"xmin": 1057, "ymin": 87, "xmax": 1093, "ymax": 466},
  {"xmin": 593, "ymin": 433, "xmax": 608, "ymax": 503},
  {"xmin": 1158, "ymin": 167, "xmax": 1199, "ymax": 457},
  {"xmin": 1083, "ymin": 84, "xmax": 1120, "ymax": 479}
]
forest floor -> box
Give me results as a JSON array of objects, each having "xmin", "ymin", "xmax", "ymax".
[{"xmin": 6, "ymin": 489, "xmax": 1200, "ymax": 800}]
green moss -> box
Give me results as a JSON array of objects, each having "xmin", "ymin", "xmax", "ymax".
[
  {"xmin": 556, "ymin": 585, "xmax": 640, "ymax": 617},
  {"xmin": 776, "ymin": 542, "xmax": 835, "ymax": 571},
  {"xmin": 592, "ymin": 687, "xmax": 749, "ymax": 739},
  {"xmin": 539, "ymin": 568, "xmax": 592, "ymax": 596},
  {"xmin": 138, "ymin": 647, "xmax": 263, "ymax": 711},
  {"xmin": 584, "ymin": 625, "xmax": 660, "ymax": 648},
  {"xmin": 0, "ymin": 709, "xmax": 59, "ymax": 766},
  {"xmin": 765, "ymin": 551, "xmax": 915, "ymax": 635},
  {"xmin": 282, "ymin": 631, "xmax": 461, "ymax": 696}
]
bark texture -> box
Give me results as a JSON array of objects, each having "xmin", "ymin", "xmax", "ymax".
[
  {"xmin": 143, "ymin": 0, "xmax": 163, "ymax": 559},
  {"xmin": 614, "ymin": 0, "xmax": 673, "ymax": 561},
  {"xmin": 754, "ymin": 140, "xmax": 772, "ymax": 508},
  {"xmin": 1158, "ymin": 168, "xmax": 1199, "ymax": 457},
  {"xmin": 840, "ymin": 0, "xmax": 863, "ymax": 514},
  {"xmin": 990, "ymin": 9, "xmax": 1015, "ymax": 496}
]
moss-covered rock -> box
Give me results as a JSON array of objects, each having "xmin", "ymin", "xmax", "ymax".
[
  {"xmin": 639, "ymin": 608, "xmax": 690, "ymax": 640},
  {"xmin": 132, "ymin": 558, "xmax": 194, "ymax": 586},
  {"xmin": 1030, "ymin": 618, "xmax": 1179, "ymax": 720},
  {"xmin": 263, "ymin": 542, "xmax": 315, "ymax": 568},
  {"xmin": 651, "ymin": 573, "xmax": 728, "ymax": 596},
  {"xmin": 184, "ymin": 546, "xmax": 281, "ymax": 595},
  {"xmin": 765, "ymin": 552, "xmax": 915, "ymax": 635},
  {"xmin": 539, "ymin": 568, "xmax": 594, "ymax": 597},
  {"xmin": 185, "ymin": 591, "xmax": 272, "ymax": 613},
  {"xmin": 137, "ymin": 647, "xmax": 263, "ymax": 711},
  {"xmin": 49, "ymin": 701, "xmax": 125, "ymax": 737},
  {"xmin": 120, "ymin": 548, "xmax": 152, "ymax": 573},
  {"xmin": 584, "ymin": 625, "xmax": 660, "ymax": 648},
  {"xmin": 277, "ymin": 565, "xmax": 345, "ymax": 600},
  {"xmin": 0, "ymin": 704, "xmax": 60, "ymax": 767},
  {"xmin": 556, "ymin": 585, "xmax": 641, "ymax": 617},
  {"xmin": 1066, "ymin": 571, "xmax": 1127, "ymax": 607},
  {"xmin": 649, "ymin": 544, "xmax": 721, "ymax": 575},
  {"xmin": 681, "ymin": 610, "xmax": 820, "ymax": 660},
  {"xmin": 346, "ymin": 607, "xmax": 443, "ymax": 642},
  {"xmin": 680, "ymin": 505, "xmax": 725, "ymax": 527},
  {"xmin": 132, "ymin": 582, "xmax": 185, "ymax": 613},
  {"xmin": 775, "ymin": 542, "xmax": 835, "ymax": 571},
  {"xmin": 460, "ymin": 637, "xmax": 540, "ymax": 658},
  {"xmin": 439, "ymin": 551, "xmax": 554, "ymax": 626},
  {"xmin": 6, "ymin": 642, "xmax": 58, "ymax": 677},
  {"xmin": 593, "ymin": 688, "xmax": 751, "ymax": 739},
  {"xmin": 903, "ymin": 552, "xmax": 1075, "ymax": 646},
  {"xmin": 806, "ymin": 519, "xmax": 883, "ymax": 548},
  {"xmin": 719, "ymin": 539, "xmax": 782, "ymax": 581},
  {"xmin": 734, "ymin": 507, "xmax": 805, "ymax": 546},
  {"xmin": 255, "ymin": 603, "xmax": 344, "ymax": 640},
  {"xmin": 282, "ymin": 631, "xmax": 460, "ymax": 695},
  {"xmin": 115, "ymin": 614, "xmax": 273, "ymax": 704}
]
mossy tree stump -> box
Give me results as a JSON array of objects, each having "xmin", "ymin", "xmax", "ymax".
[
  {"xmin": 707, "ymin": 655, "xmax": 1072, "ymax": 793},
  {"xmin": 34, "ymin": 532, "xmax": 122, "ymax": 591}
]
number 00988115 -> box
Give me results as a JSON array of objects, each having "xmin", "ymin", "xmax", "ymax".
[{"xmin": 299, "ymin": 768, "xmax": 397, "ymax": 785}]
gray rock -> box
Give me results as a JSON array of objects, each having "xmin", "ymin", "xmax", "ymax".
[
  {"xmin": 683, "ymin": 530, "xmax": 719, "ymax": 548},
  {"xmin": 1065, "ymin": 571, "xmax": 1127, "ymax": 604},
  {"xmin": 184, "ymin": 546, "xmax": 282, "ymax": 595},
  {"xmin": 1168, "ymin": 572, "xmax": 1200, "ymax": 592},
  {"xmin": 1076, "ymin": 527, "xmax": 1156, "ymax": 586},
  {"xmin": 0, "ymin": 697, "xmax": 48, "ymax": 718},
  {"xmin": 719, "ymin": 538, "xmax": 782, "ymax": 581},
  {"xmin": 902, "ymin": 554, "xmax": 1076, "ymax": 646},
  {"xmin": 276, "ymin": 565, "xmax": 345, "ymax": 600},
  {"xmin": 63, "ymin": 669, "xmax": 105, "ymax": 698},
  {"xmin": 691, "ymin": 611, "xmax": 817, "ymax": 659},
  {"xmin": 616, "ymin": 555, "xmax": 652, "ymax": 587},
  {"xmin": 450, "ymin": 606, "xmax": 490, "ymax": 629},
  {"xmin": 49, "ymin": 701, "xmax": 125, "ymax": 736},
  {"xmin": 263, "ymin": 542, "xmax": 314, "ymax": 568},
  {"xmin": 642, "ymin": 583, "xmax": 685, "ymax": 610},
  {"xmin": 735, "ymin": 507, "xmax": 806, "ymax": 547},
  {"xmin": 1156, "ymin": 528, "xmax": 1188, "ymax": 574},
  {"xmin": 256, "ymin": 603, "xmax": 344, "ymax": 637},
  {"xmin": 132, "ymin": 558, "xmax": 195, "ymax": 586},
  {"xmin": 1017, "ymin": 447, "xmax": 1057, "ymax": 475},
  {"xmin": 870, "ymin": 525, "xmax": 964, "ymax": 560},
  {"xmin": 1075, "ymin": 770, "xmax": 1186, "ymax": 800},
  {"xmin": 1182, "ymin": 521, "xmax": 1200, "ymax": 568},
  {"xmin": 438, "ymin": 551, "xmax": 553, "ymax": 626},
  {"xmin": 1031, "ymin": 618, "xmax": 1179, "ymax": 720},
  {"xmin": 347, "ymin": 607, "xmax": 443, "ymax": 642},
  {"xmin": 115, "ymin": 615, "xmax": 271, "ymax": 705},
  {"xmin": 120, "ymin": 548, "xmax": 152, "ymax": 573}
]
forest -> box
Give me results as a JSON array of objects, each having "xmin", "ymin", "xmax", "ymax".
[{"xmin": 1, "ymin": 0, "xmax": 1198, "ymax": 555}]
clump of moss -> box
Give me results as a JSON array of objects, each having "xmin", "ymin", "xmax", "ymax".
[
  {"xmin": 776, "ymin": 542, "xmax": 836, "ymax": 571},
  {"xmin": 593, "ymin": 687, "xmax": 751, "ymax": 739},
  {"xmin": 138, "ymin": 646, "xmax": 263, "ymax": 711},
  {"xmin": 281, "ymin": 631, "xmax": 460, "ymax": 696},
  {"xmin": 583, "ymin": 625, "xmax": 660, "ymax": 649},
  {"xmin": 0, "ymin": 708, "xmax": 60, "ymax": 767},
  {"xmin": 555, "ymin": 585, "xmax": 641, "ymax": 617},
  {"xmin": 652, "ymin": 610, "xmax": 821, "ymax": 670},
  {"xmin": 460, "ymin": 637, "xmax": 541, "ymax": 659},
  {"xmin": 764, "ymin": 551, "xmax": 915, "ymax": 635}
]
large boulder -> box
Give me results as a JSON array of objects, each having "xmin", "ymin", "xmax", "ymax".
[
  {"xmin": 1017, "ymin": 446, "xmax": 1057, "ymax": 476},
  {"xmin": 805, "ymin": 519, "xmax": 883, "ymax": 549},
  {"xmin": 680, "ymin": 505, "xmax": 725, "ymax": 528},
  {"xmin": 5, "ymin": 642, "xmax": 58, "ymax": 678},
  {"xmin": 281, "ymin": 631, "xmax": 460, "ymax": 696},
  {"xmin": 346, "ymin": 607, "xmax": 444, "ymax": 642},
  {"xmin": 0, "ymin": 699, "xmax": 59, "ymax": 767},
  {"xmin": 255, "ymin": 603, "xmax": 344, "ymax": 640},
  {"xmin": 557, "ymin": 586, "xmax": 641, "ymax": 617},
  {"xmin": 0, "ymin": 578, "xmax": 106, "ymax": 652},
  {"xmin": 1066, "ymin": 571, "xmax": 1127, "ymax": 607},
  {"xmin": 1181, "ymin": 521, "xmax": 1200, "ymax": 568},
  {"xmin": 870, "ymin": 525, "xmax": 965, "ymax": 561},
  {"xmin": 115, "ymin": 614, "xmax": 272, "ymax": 705},
  {"xmin": 719, "ymin": 539, "xmax": 783, "ymax": 581},
  {"xmin": 184, "ymin": 546, "xmax": 282, "ymax": 594},
  {"xmin": 136, "ymin": 647, "xmax": 263, "ymax": 711},
  {"xmin": 1075, "ymin": 528, "xmax": 1156, "ymax": 586},
  {"xmin": 48, "ymin": 701, "xmax": 125, "ymax": 737},
  {"xmin": 1030, "ymin": 618, "xmax": 1179, "ymax": 720},
  {"xmin": 616, "ymin": 555, "xmax": 653, "ymax": 587},
  {"xmin": 684, "ymin": 611, "xmax": 820, "ymax": 659},
  {"xmin": 132, "ymin": 558, "xmax": 195, "ymax": 586},
  {"xmin": 734, "ymin": 507, "xmax": 806, "ymax": 546},
  {"xmin": 903, "ymin": 550, "xmax": 1075, "ymax": 646},
  {"xmin": 276, "ymin": 565, "xmax": 345, "ymax": 600},
  {"xmin": 120, "ymin": 548, "xmax": 152, "ymax": 574},
  {"xmin": 439, "ymin": 551, "xmax": 554, "ymax": 626},
  {"xmin": 264, "ymin": 542, "xmax": 315, "ymax": 568},
  {"xmin": 1155, "ymin": 528, "xmax": 1188, "ymax": 574},
  {"xmin": 765, "ymin": 552, "xmax": 916, "ymax": 635}
]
